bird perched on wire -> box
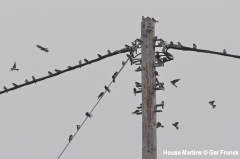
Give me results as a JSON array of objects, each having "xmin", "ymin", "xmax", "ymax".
[
  {"xmin": 125, "ymin": 44, "xmax": 130, "ymax": 48},
  {"xmin": 136, "ymin": 38, "xmax": 143, "ymax": 43},
  {"xmin": 67, "ymin": 66, "xmax": 72, "ymax": 69},
  {"xmin": 36, "ymin": 45, "xmax": 48, "ymax": 52},
  {"xmin": 12, "ymin": 83, "xmax": 18, "ymax": 87},
  {"xmin": 223, "ymin": 49, "xmax": 227, "ymax": 54},
  {"xmin": 131, "ymin": 42, "xmax": 136, "ymax": 46},
  {"xmin": 156, "ymin": 122, "xmax": 164, "ymax": 128},
  {"xmin": 48, "ymin": 71, "xmax": 53, "ymax": 75},
  {"xmin": 112, "ymin": 72, "xmax": 118, "ymax": 82},
  {"xmin": 55, "ymin": 69, "xmax": 61, "ymax": 73},
  {"xmin": 97, "ymin": 54, "xmax": 102, "ymax": 58},
  {"xmin": 193, "ymin": 43, "xmax": 197, "ymax": 49},
  {"xmin": 98, "ymin": 92, "xmax": 104, "ymax": 99},
  {"xmin": 172, "ymin": 122, "xmax": 179, "ymax": 130},
  {"xmin": 178, "ymin": 42, "xmax": 182, "ymax": 46},
  {"xmin": 209, "ymin": 101, "xmax": 216, "ymax": 109},
  {"xmin": 3, "ymin": 86, "xmax": 8, "ymax": 93},
  {"xmin": 25, "ymin": 79, "xmax": 29, "ymax": 83},
  {"xmin": 104, "ymin": 86, "xmax": 110, "ymax": 93},
  {"xmin": 131, "ymin": 110, "xmax": 140, "ymax": 115},
  {"xmin": 32, "ymin": 76, "xmax": 37, "ymax": 84},
  {"xmin": 10, "ymin": 62, "xmax": 19, "ymax": 72},
  {"xmin": 152, "ymin": 17, "xmax": 159, "ymax": 23},
  {"xmin": 142, "ymin": 16, "xmax": 145, "ymax": 20},
  {"xmin": 170, "ymin": 79, "xmax": 180, "ymax": 87},
  {"xmin": 122, "ymin": 61, "xmax": 126, "ymax": 66},
  {"xmin": 159, "ymin": 39, "xmax": 166, "ymax": 44},
  {"xmin": 84, "ymin": 59, "xmax": 89, "ymax": 63},
  {"xmin": 85, "ymin": 112, "xmax": 93, "ymax": 118},
  {"xmin": 79, "ymin": 60, "xmax": 82, "ymax": 65},
  {"xmin": 77, "ymin": 125, "xmax": 80, "ymax": 130},
  {"xmin": 107, "ymin": 50, "xmax": 111, "ymax": 54},
  {"xmin": 69, "ymin": 135, "xmax": 73, "ymax": 142},
  {"xmin": 155, "ymin": 71, "xmax": 159, "ymax": 76}
]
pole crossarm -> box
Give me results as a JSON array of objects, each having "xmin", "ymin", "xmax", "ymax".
[{"xmin": 0, "ymin": 43, "xmax": 141, "ymax": 95}]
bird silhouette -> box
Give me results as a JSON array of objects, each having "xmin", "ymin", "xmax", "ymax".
[
  {"xmin": 170, "ymin": 79, "xmax": 180, "ymax": 87},
  {"xmin": 125, "ymin": 44, "xmax": 130, "ymax": 48},
  {"xmin": 172, "ymin": 122, "xmax": 179, "ymax": 130},
  {"xmin": 77, "ymin": 125, "xmax": 80, "ymax": 130},
  {"xmin": 112, "ymin": 72, "xmax": 118, "ymax": 82},
  {"xmin": 12, "ymin": 83, "xmax": 18, "ymax": 87},
  {"xmin": 193, "ymin": 43, "xmax": 197, "ymax": 49},
  {"xmin": 25, "ymin": 79, "xmax": 29, "ymax": 83},
  {"xmin": 3, "ymin": 86, "xmax": 8, "ymax": 93},
  {"xmin": 36, "ymin": 45, "xmax": 48, "ymax": 52},
  {"xmin": 10, "ymin": 62, "xmax": 19, "ymax": 71},
  {"xmin": 136, "ymin": 38, "xmax": 143, "ymax": 43},
  {"xmin": 209, "ymin": 101, "xmax": 216, "ymax": 109},
  {"xmin": 69, "ymin": 135, "xmax": 73, "ymax": 142},
  {"xmin": 97, "ymin": 54, "xmax": 102, "ymax": 58},
  {"xmin": 155, "ymin": 71, "xmax": 159, "ymax": 76},
  {"xmin": 142, "ymin": 16, "xmax": 145, "ymax": 20},
  {"xmin": 178, "ymin": 42, "xmax": 182, "ymax": 46},
  {"xmin": 156, "ymin": 122, "xmax": 164, "ymax": 128},
  {"xmin": 223, "ymin": 49, "xmax": 227, "ymax": 54},
  {"xmin": 54, "ymin": 69, "xmax": 61, "ymax": 73},
  {"xmin": 133, "ymin": 88, "xmax": 137, "ymax": 96},
  {"xmin": 48, "ymin": 71, "xmax": 53, "ymax": 75},
  {"xmin": 84, "ymin": 59, "xmax": 89, "ymax": 63},
  {"xmin": 32, "ymin": 76, "xmax": 37, "ymax": 84},
  {"xmin": 98, "ymin": 92, "xmax": 104, "ymax": 99},
  {"xmin": 135, "ymin": 66, "xmax": 142, "ymax": 72},
  {"xmin": 67, "ymin": 66, "xmax": 72, "ymax": 69},
  {"xmin": 85, "ymin": 112, "xmax": 93, "ymax": 118},
  {"xmin": 131, "ymin": 110, "xmax": 140, "ymax": 115},
  {"xmin": 79, "ymin": 60, "xmax": 82, "ymax": 65},
  {"xmin": 122, "ymin": 61, "xmax": 126, "ymax": 66},
  {"xmin": 152, "ymin": 17, "xmax": 159, "ymax": 23},
  {"xmin": 104, "ymin": 86, "xmax": 110, "ymax": 93},
  {"xmin": 107, "ymin": 50, "xmax": 111, "ymax": 54}
]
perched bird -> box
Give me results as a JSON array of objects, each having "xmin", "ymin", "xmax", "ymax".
[
  {"xmin": 131, "ymin": 42, "xmax": 136, "ymax": 46},
  {"xmin": 97, "ymin": 54, "xmax": 102, "ymax": 58},
  {"xmin": 135, "ymin": 82, "xmax": 142, "ymax": 88},
  {"xmin": 152, "ymin": 17, "xmax": 159, "ymax": 23},
  {"xmin": 135, "ymin": 66, "xmax": 142, "ymax": 72},
  {"xmin": 136, "ymin": 38, "xmax": 143, "ymax": 43},
  {"xmin": 160, "ymin": 101, "xmax": 164, "ymax": 109},
  {"xmin": 12, "ymin": 83, "xmax": 18, "ymax": 87},
  {"xmin": 170, "ymin": 79, "xmax": 180, "ymax": 87},
  {"xmin": 25, "ymin": 79, "xmax": 29, "ymax": 83},
  {"xmin": 223, "ymin": 49, "xmax": 227, "ymax": 54},
  {"xmin": 155, "ymin": 71, "xmax": 159, "ymax": 76},
  {"xmin": 84, "ymin": 59, "xmax": 89, "ymax": 63},
  {"xmin": 77, "ymin": 125, "xmax": 80, "ymax": 130},
  {"xmin": 48, "ymin": 71, "xmax": 53, "ymax": 75},
  {"xmin": 172, "ymin": 122, "xmax": 179, "ymax": 130},
  {"xmin": 69, "ymin": 135, "xmax": 73, "ymax": 142},
  {"xmin": 156, "ymin": 122, "xmax": 164, "ymax": 128},
  {"xmin": 126, "ymin": 54, "xmax": 132, "ymax": 59},
  {"xmin": 112, "ymin": 72, "xmax": 118, "ymax": 82},
  {"xmin": 170, "ymin": 41, "xmax": 173, "ymax": 45},
  {"xmin": 142, "ymin": 16, "xmax": 145, "ymax": 20},
  {"xmin": 193, "ymin": 43, "xmax": 197, "ymax": 49},
  {"xmin": 125, "ymin": 44, "xmax": 130, "ymax": 48},
  {"xmin": 36, "ymin": 45, "xmax": 48, "ymax": 52},
  {"xmin": 10, "ymin": 62, "xmax": 19, "ymax": 71},
  {"xmin": 107, "ymin": 50, "xmax": 111, "ymax": 54},
  {"xmin": 133, "ymin": 88, "xmax": 137, "ymax": 96},
  {"xmin": 55, "ymin": 69, "xmax": 61, "ymax": 73},
  {"xmin": 104, "ymin": 86, "xmax": 111, "ymax": 93},
  {"xmin": 154, "ymin": 36, "xmax": 158, "ymax": 40},
  {"xmin": 98, "ymin": 92, "xmax": 104, "ymax": 99},
  {"xmin": 32, "ymin": 76, "xmax": 37, "ymax": 84},
  {"xmin": 131, "ymin": 110, "xmax": 140, "ymax": 115},
  {"xmin": 178, "ymin": 42, "xmax": 182, "ymax": 46},
  {"xmin": 3, "ymin": 86, "xmax": 8, "ymax": 93},
  {"xmin": 79, "ymin": 60, "xmax": 82, "ymax": 65},
  {"xmin": 159, "ymin": 39, "xmax": 166, "ymax": 43},
  {"xmin": 67, "ymin": 66, "xmax": 72, "ymax": 69},
  {"xmin": 122, "ymin": 61, "xmax": 126, "ymax": 66},
  {"xmin": 85, "ymin": 112, "xmax": 93, "ymax": 118},
  {"xmin": 209, "ymin": 101, "xmax": 216, "ymax": 109}
]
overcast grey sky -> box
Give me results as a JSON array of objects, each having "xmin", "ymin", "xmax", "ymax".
[{"xmin": 0, "ymin": 1, "xmax": 240, "ymax": 159}]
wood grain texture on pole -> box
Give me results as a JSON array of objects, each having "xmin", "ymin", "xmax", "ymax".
[{"xmin": 141, "ymin": 17, "xmax": 156, "ymax": 159}]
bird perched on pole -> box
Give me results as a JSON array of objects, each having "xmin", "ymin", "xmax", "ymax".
[
  {"xmin": 156, "ymin": 122, "xmax": 164, "ymax": 128},
  {"xmin": 170, "ymin": 79, "xmax": 180, "ymax": 87},
  {"xmin": 97, "ymin": 54, "xmax": 102, "ymax": 58},
  {"xmin": 98, "ymin": 92, "xmax": 104, "ymax": 99},
  {"xmin": 223, "ymin": 49, "xmax": 227, "ymax": 54},
  {"xmin": 155, "ymin": 71, "xmax": 159, "ymax": 76},
  {"xmin": 25, "ymin": 79, "xmax": 29, "ymax": 83},
  {"xmin": 68, "ymin": 135, "xmax": 73, "ymax": 142},
  {"xmin": 209, "ymin": 101, "xmax": 216, "ymax": 109},
  {"xmin": 193, "ymin": 43, "xmax": 197, "ymax": 49},
  {"xmin": 32, "ymin": 76, "xmax": 37, "ymax": 84},
  {"xmin": 48, "ymin": 71, "xmax": 53, "ymax": 75},
  {"xmin": 152, "ymin": 17, "xmax": 159, "ymax": 23},
  {"xmin": 84, "ymin": 59, "xmax": 89, "ymax": 63},
  {"xmin": 36, "ymin": 45, "xmax": 49, "ymax": 52},
  {"xmin": 85, "ymin": 112, "xmax": 93, "ymax": 118},
  {"xmin": 104, "ymin": 86, "xmax": 110, "ymax": 93},
  {"xmin": 12, "ymin": 83, "xmax": 18, "ymax": 87},
  {"xmin": 3, "ymin": 86, "xmax": 8, "ymax": 93},
  {"xmin": 10, "ymin": 62, "xmax": 19, "ymax": 72},
  {"xmin": 172, "ymin": 122, "xmax": 179, "ymax": 130},
  {"xmin": 77, "ymin": 125, "xmax": 80, "ymax": 130},
  {"xmin": 131, "ymin": 110, "xmax": 140, "ymax": 115},
  {"xmin": 112, "ymin": 72, "xmax": 118, "ymax": 82},
  {"xmin": 107, "ymin": 50, "xmax": 111, "ymax": 54}
]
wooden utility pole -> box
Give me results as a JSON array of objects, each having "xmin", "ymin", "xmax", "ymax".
[{"xmin": 141, "ymin": 17, "xmax": 156, "ymax": 159}]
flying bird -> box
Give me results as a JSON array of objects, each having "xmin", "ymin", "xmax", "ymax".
[
  {"xmin": 12, "ymin": 83, "xmax": 18, "ymax": 87},
  {"xmin": 107, "ymin": 50, "xmax": 111, "ymax": 54},
  {"xmin": 133, "ymin": 88, "xmax": 137, "ymax": 96},
  {"xmin": 172, "ymin": 122, "xmax": 179, "ymax": 130},
  {"xmin": 223, "ymin": 49, "xmax": 227, "ymax": 54},
  {"xmin": 98, "ymin": 92, "xmax": 104, "ymax": 99},
  {"xmin": 97, "ymin": 54, "xmax": 102, "ymax": 58},
  {"xmin": 3, "ymin": 86, "xmax": 8, "ymax": 93},
  {"xmin": 155, "ymin": 71, "xmax": 159, "ymax": 76},
  {"xmin": 122, "ymin": 61, "xmax": 126, "ymax": 66},
  {"xmin": 193, "ymin": 43, "xmax": 197, "ymax": 49},
  {"xmin": 25, "ymin": 79, "xmax": 29, "ymax": 83},
  {"xmin": 10, "ymin": 62, "xmax": 19, "ymax": 71},
  {"xmin": 69, "ymin": 135, "xmax": 73, "ymax": 142},
  {"xmin": 178, "ymin": 42, "xmax": 182, "ymax": 46},
  {"xmin": 131, "ymin": 110, "xmax": 140, "ymax": 115},
  {"xmin": 36, "ymin": 45, "xmax": 48, "ymax": 52},
  {"xmin": 32, "ymin": 76, "xmax": 37, "ymax": 84},
  {"xmin": 152, "ymin": 17, "xmax": 159, "ymax": 23},
  {"xmin": 104, "ymin": 86, "xmax": 110, "ymax": 93},
  {"xmin": 209, "ymin": 101, "xmax": 216, "ymax": 109},
  {"xmin": 170, "ymin": 79, "xmax": 180, "ymax": 87},
  {"xmin": 77, "ymin": 125, "xmax": 80, "ymax": 130},
  {"xmin": 156, "ymin": 122, "xmax": 164, "ymax": 128},
  {"xmin": 85, "ymin": 112, "xmax": 93, "ymax": 118},
  {"xmin": 84, "ymin": 59, "xmax": 89, "ymax": 63},
  {"xmin": 55, "ymin": 69, "xmax": 61, "ymax": 73},
  {"xmin": 47, "ymin": 71, "xmax": 52, "ymax": 75}
]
